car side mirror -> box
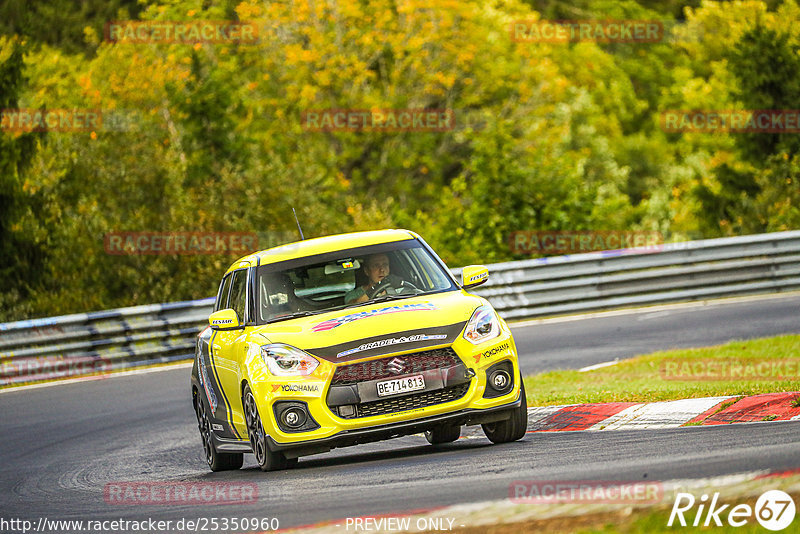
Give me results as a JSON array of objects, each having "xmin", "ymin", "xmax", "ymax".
[
  {"xmin": 209, "ymin": 309, "xmax": 242, "ymax": 330},
  {"xmin": 461, "ymin": 265, "xmax": 489, "ymax": 289}
]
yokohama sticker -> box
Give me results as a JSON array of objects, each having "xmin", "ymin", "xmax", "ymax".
[
  {"xmin": 473, "ymin": 342, "xmax": 510, "ymax": 363},
  {"xmin": 336, "ymin": 333, "xmax": 448, "ymax": 358},
  {"xmin": 311, "ymin": 303, "xmax": 437, "ymax": 332},
  {"xmin": 271, "ymin": 383, "xmax": 323, "ymax": 394}
]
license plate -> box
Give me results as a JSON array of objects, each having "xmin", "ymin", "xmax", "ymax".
[{"xmin": 376, "ymin": 375, "xmax": 425, "ymax": 397}]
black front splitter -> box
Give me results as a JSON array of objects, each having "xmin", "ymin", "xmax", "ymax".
[
  {"xmin": 268, "ymin": 394, "xmax": 523, "ymax": 459},
  {"xmin": 209, "ymin": 394, "xmax": 523, "ymax": 458}
]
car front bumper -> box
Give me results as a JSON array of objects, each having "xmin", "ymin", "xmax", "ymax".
[{"xmin": 211, "ymin": 389, "xmax": 523, "ymax": 458}]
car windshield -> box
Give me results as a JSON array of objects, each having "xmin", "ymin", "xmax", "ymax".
[{"xmin": 255, "ymin": 239, "xmax": 456, "ymax": 324}]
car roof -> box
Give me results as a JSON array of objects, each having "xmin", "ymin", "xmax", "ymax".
[{"xmin": 223, "ymin": 229, "xmax": 419, "ymax": 275}]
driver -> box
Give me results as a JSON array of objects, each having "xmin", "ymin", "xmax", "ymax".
[
  {"xmin": 265, "ymin": 273, "xmax": 303, "ymax": 318},
  {"xmin": 344, "ymin": 253, "xmax": 393, "ymax": 304}
]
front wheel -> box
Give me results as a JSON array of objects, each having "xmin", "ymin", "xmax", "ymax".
[
  {"xmin": 425, "ymin": 424, "xmax": 461, "ymax": 445},
  {"xmin": 482, "ymin": 381, "xmax": 528, "ymax": 444},
  {"xmin": 243, "ymin": 385, "xmax": 295, "ymax": 471},
  {"xmin": 195, "ymin": 394, "xmax": 243, "ymax": 471}
]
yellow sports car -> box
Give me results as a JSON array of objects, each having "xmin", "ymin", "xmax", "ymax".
[{"xmin": 191, "ymin": 229, "xmax": 527, "ymax": 471}]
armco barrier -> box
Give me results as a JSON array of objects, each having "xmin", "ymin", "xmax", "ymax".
[
  {"xmin": 0, "ymin": 299, "xmax": 214, "ymax": 386},
  {"xmin": 455, "ymin": 230, "xmax": 800, "ymax": 319},
  {"xmin": 2, "ymin": 231, "xmax": 799, "ymax": 387}
]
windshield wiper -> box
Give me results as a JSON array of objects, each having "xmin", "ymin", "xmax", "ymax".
[
  {"xmin": 264, "ymin": 311, "xmax": 318, "ymax": 324},
  {"xmin": 324, "ymin": 294, "xmax": 410, "ymax": 311},
  {"xmin": 368, "ymin": 294, "xmax": 410, "ymax": 304},
  {"xmin": 413, "ymin": 289, "xmax": 446, "ymax": 296}
]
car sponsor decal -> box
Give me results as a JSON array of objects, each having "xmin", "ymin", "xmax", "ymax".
[
  {"xmin": 305, "ymin": 321, "xmax": 467, "ymax": 362},
  {"xmin": 386, "ymin": 407, "xmax": 425, "ymax": 418},
  {"xmin": 472, "ymin": 342, "xmax": 510, "ymax": 363},
  {"xmin": 208, "ymin": 331, "xmax": 241, "ymax": 439},
  {"xmin": 336, "ymin": 334, "xmax": 448, "ymax": 358},
  {"xmin": 198, "ymin": 351, "xmax": 218, "ymax": 413},
  {"xmin": 270, "ymin": 383, "xmax": 323, "ymax": 394},
  {"xmin": 311, "ymin": 302, "xmax": 438, "ymax": 332},
  {"xmin": 468, "ymin": 271, "xmax": 488, "ymax": 283}
]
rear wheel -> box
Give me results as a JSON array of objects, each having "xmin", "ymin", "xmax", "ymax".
[
  {"xmin": 243, "ymin": 385, "xmax": 295, "ymax": 471},
  {"xmin": 425, "ymin": 424, "xmax": 461, "ymax": 445},
  {"xmin": 195, "ymin": 394, "xmax": 243, "ymax": 471},
  {"xmin": 482, "ymin": 381, "xmax": 528, "ymax": 444}
]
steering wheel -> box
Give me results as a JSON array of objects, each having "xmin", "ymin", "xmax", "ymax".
[
  {"xmin": 366, "ymin": 278, "xmax": 395, "ymax": 299},
  {"xmin": 366, "ymin": 276, "xmax": 421, "ymax": 299}
]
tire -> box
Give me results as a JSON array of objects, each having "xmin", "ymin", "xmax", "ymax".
[
  {"xmin": 425, "ymin": 425, "xmax": 461, "ymax": 445},
  {"xmin": 243, "ymin": 385, "xmax": 294, "ymax": 471},
  {"xmin": 482, "ymin": 380, "xmax": 528, "ymax": 444},
  {"xmin": 195, "ymin": 394, "xmax": 243, "ymax": 471}
]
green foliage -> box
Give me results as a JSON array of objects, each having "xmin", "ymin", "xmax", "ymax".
[
  {"xmin": 0, "ymin": 37, "xmax": 45, "ymax": 314},
  {"xmin": 1, "ymin": 0, "xmax": 799, "ymax": 320},
  {"xmin": 0, "ymin": 0, "xmax": 142, "ymax": 55},
  {"xmin": 727, "ymin": 24, "xmax": 800, "ymax": 161}
]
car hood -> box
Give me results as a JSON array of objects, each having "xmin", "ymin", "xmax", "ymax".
[{"xmin": 251, "ymin": 291, "xmax": 482, "ymax": 363}]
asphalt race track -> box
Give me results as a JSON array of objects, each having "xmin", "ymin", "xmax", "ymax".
[{"xmin": 2, "ymin": 294, "xmax": 799, "ymax": 531}]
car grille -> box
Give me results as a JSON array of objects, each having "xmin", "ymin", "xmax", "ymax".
[
  {"xmin": 331, "ymin": 347, "xmax": 461, "ymax": 386},
  {"xmin": 339, "ymin": 383, "xmax": 470, "ymax": 419}
]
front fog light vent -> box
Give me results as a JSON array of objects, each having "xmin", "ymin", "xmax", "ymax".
[
  {"xmin": 484, "ymin": 360, "xmax": 515, "ymax": 399},
  {"xmin": 281, "ymin": 407, "xmax": 307, "ymax": 429},
  {"xmin": 490, "ymin": 370, "xmax": 510, "ymax": 390},
  {"xmin": 273, "ymin": 401, "xmax": 320, "ymax": 433}
]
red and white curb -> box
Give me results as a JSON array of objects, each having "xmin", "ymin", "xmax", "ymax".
[{"xmin": 524, "ymin": 392, "xmax": 800, "ymax": 432}]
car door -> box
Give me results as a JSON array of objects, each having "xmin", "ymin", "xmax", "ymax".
[{"xmin": 210, "ymin": 267, "xmax": 250, "ymax": 438}]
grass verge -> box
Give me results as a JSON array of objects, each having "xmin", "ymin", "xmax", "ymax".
[
  {"xmin": 452, "ymin": 491, "xmax": 800, "ymax": 533},
  {"xmin": 522, "ymin": 334, "xmax": 800, "ymax": 406}
]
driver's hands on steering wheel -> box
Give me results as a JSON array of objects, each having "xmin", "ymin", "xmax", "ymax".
[
  {"xmin": 366, "ymin": 277, "xmax": 394, "ymax": 300},
  {"xmin": 366, "ymin": 275, "xmax": 419, "ymax": 300}
]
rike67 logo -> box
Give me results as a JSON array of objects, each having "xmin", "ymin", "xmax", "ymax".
[{"xmin": 668, "ymin": 490, "xmax": 796, "ymax": 531}]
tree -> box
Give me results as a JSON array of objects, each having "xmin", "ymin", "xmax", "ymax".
[{"xmin": 0, "ymin": 37, "xmax": 45, "ymax": 319}]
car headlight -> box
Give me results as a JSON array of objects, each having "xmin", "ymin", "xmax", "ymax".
[
  {"xmin": 260, "ymin": 344, "xmax": 319, "ymax": 376},
  {"xmin": 463, "ymin": 305, "xmax": 501, "ymax": 344}
]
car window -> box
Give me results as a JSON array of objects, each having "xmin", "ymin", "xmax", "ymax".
[
  {"xmin": 255, "ymin": 239, "xmax": 457, "ymax": 324},
  {"xmin": 228, "ymin": 269, "xmax": 248, "ymax": 323},
  {"xmin": 214, "ymin": 274, "xmax": 233, "ymax": 312}
]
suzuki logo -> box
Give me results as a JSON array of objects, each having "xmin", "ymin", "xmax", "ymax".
[{"xmin": 387, "ymin": 357, "xmax": 405, "ymax": 374}]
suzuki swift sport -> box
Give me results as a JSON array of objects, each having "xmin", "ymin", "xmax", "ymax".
[{"xmin": 191, "ymin": 229, "xmax": 527, "ymax": 471}]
